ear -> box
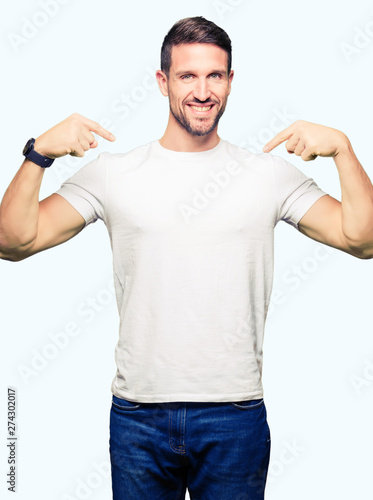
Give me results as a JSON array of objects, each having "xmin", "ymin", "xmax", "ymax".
[
  {"xmin": 227, "ymin": 70, "xmax": 234, "ymax": 95},
  {"xmin": 156, "ymin": 70, "xmax": 169, "ymax": 97}
]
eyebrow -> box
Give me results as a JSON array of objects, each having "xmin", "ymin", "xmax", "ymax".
[{"xmin": 174, "ymin": 69, "xmax": 227, "ymax": 76}]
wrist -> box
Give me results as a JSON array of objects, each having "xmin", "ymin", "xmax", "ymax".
[
  {"xmin": 333, "ymin": 137, "xmax": 359, "ymax": 173},
  {"xmin": 33, "ymin": 137, "xmax": 53, "ymax": 158},
  {"xmin": 23, "ymin": 138, "xmax": 55, "ymax": 168},
  {"xmin": 334, "ymin": 133, "xmax": 352, "ymax": 158}
]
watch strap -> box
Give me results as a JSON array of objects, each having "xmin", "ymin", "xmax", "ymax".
[
  {"xmin": 23, "ymin": 138, "xmax": 54, "ymax": 168},
  {"xmin": 26, "ymin": 148, "xmax": 55, "ymax": 168}
]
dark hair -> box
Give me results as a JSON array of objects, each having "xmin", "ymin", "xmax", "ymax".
[{"xmin": 161, "ymin": 16, "xmax": 232, "ymax": 77}]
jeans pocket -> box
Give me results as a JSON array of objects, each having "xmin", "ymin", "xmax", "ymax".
[
  {"xmin": 230, "ymin": 398, "xmax": 264, "ymax": 410},
  {"xmin": 112, "ymin": 395, "xmax": 142, "ymax": 411}
]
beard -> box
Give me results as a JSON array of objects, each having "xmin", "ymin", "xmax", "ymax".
[{"xmin": 169, "ymin": 97, "xmax": 228, "ymax": 137}]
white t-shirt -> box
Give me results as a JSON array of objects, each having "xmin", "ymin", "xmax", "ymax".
[{"xmin": 55, "ymin": 138, "xmax": 327, "ymax": 403}]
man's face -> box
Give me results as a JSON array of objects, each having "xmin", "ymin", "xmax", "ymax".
[{"xmin": 163, "ymin": 43, "xmax": 234, "ymax": 137}]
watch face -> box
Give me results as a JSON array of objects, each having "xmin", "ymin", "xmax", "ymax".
[{"xmin": 23, "ymin": 138, "xmax": 34, "ymax": 156}]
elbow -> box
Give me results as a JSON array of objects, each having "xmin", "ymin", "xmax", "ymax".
[
  {"xmin": 0, "ymin": 248, "xmax": 29, "ymax": 262},
  {"xmin": 0, "ymin": 223, "xmax": 37, "ymax": 261},
  {"xmin": 358, "ymin": 251, "xmax": 373, "ymax": 260},
  {"xmin": 0, "ymin": 239, "xmax": 34, "ymax": 262},
  {"xmin": 353, "ymin": 251, "xmax": 373, "ymax": 260},
  {"xmin": 0, "ymin": 248, "xmax": 18, "ymax": 261},
  {"xmin": 0, "ymin": 254, "xmax": 20, "ymax": 262},
  {"xmin": 347, "ymin": 241, "xmax": 373, "ymax": 259},
  {"xmin": 343, "ymin": 230, "xmax": 373, "ymax": 259}
]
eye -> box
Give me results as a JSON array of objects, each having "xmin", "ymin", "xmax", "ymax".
[
  {"xmin": 209, "ymin": 73, "xmax": 222, "ymax": 79},
  {"xmin": 181, "ymin": 74, "xmax": 193, "ymax": 80}
]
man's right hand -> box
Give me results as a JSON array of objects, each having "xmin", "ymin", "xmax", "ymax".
[
  {"xmin": 0, "ymin": 112, "xmax": 116, "ymax": 261},
  {"xmin": 34, "ymin": 112, "xmax": 116, "ymax": 159}
]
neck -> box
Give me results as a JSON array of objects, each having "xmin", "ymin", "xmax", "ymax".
[{"xmin": 159, "ymin": 113, "xmax": 220, "ymax": 152}]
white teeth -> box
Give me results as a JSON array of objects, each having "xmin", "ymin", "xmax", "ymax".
[{"xmin": 190, "ymin": 105, "xmax": 212, "ymax": 111}]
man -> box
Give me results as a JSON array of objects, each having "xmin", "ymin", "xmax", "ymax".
[{"xmin": 1, "ymin": 15, "xmax": 372, "ymax": 500}]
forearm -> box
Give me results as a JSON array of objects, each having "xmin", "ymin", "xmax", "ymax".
[
  {"xmin": 334, "ymin": 138, "xmax": 373, "ymax": 254},
  {"xmin": 0, "ymin": 159, "xmax": 45, "ymax": 255}
]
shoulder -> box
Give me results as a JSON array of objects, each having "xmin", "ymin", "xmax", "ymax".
[
  {"xmin": 99, "ymin": 140, "xmax": 155, "ymax": 174},
  {"xmin": 226, "ymin": 141, "xmax": 307, "ymax": 177},
  {"xmin": 222, "ymin": 140, "xmax": 276, "ymax": 174}
]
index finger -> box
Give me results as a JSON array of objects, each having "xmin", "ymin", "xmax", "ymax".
[
  {"xmin": 81, "ymin": 116, "xmax": 116, "ymax": 141},
  {"xmin": 263, "ymin": 123, "xmax": 295, "ymax": 153}
]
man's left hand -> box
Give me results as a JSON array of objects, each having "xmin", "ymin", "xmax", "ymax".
[{"xmin": 263, "ymin": 120, "xmax": 349, "ymax": 161}]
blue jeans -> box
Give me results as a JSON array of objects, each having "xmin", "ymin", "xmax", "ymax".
[{"xmin": 109, "ymin": 395, "xmax": 271, "ymax": 499}]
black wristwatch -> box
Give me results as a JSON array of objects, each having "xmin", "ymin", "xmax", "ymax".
[{"xmin": 23, "ymin": 138, "xmax": 54, "ymax": 168}]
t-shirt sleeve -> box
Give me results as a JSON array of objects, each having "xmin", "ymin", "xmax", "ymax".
[
  {"xmin": 273, "ymin": 154, "xmax": 328, "ymax": 229},
  {"xmin": 54, "ymin": 152, "xmax": 106, "ymax": 226}
]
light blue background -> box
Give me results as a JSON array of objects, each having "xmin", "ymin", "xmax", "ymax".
[{"xmin": 1, "ymin": 1, "xmax": 372, "ymax": 499}]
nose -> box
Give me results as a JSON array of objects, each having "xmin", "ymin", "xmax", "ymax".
[{"xmin": 192, "ymin": 77, "xmax": 212, "ymax": 102}]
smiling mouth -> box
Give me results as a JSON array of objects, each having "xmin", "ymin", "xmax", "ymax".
[{"xmin": 187, "ymin": 104, "xmax": 215, "ymax": 113}]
